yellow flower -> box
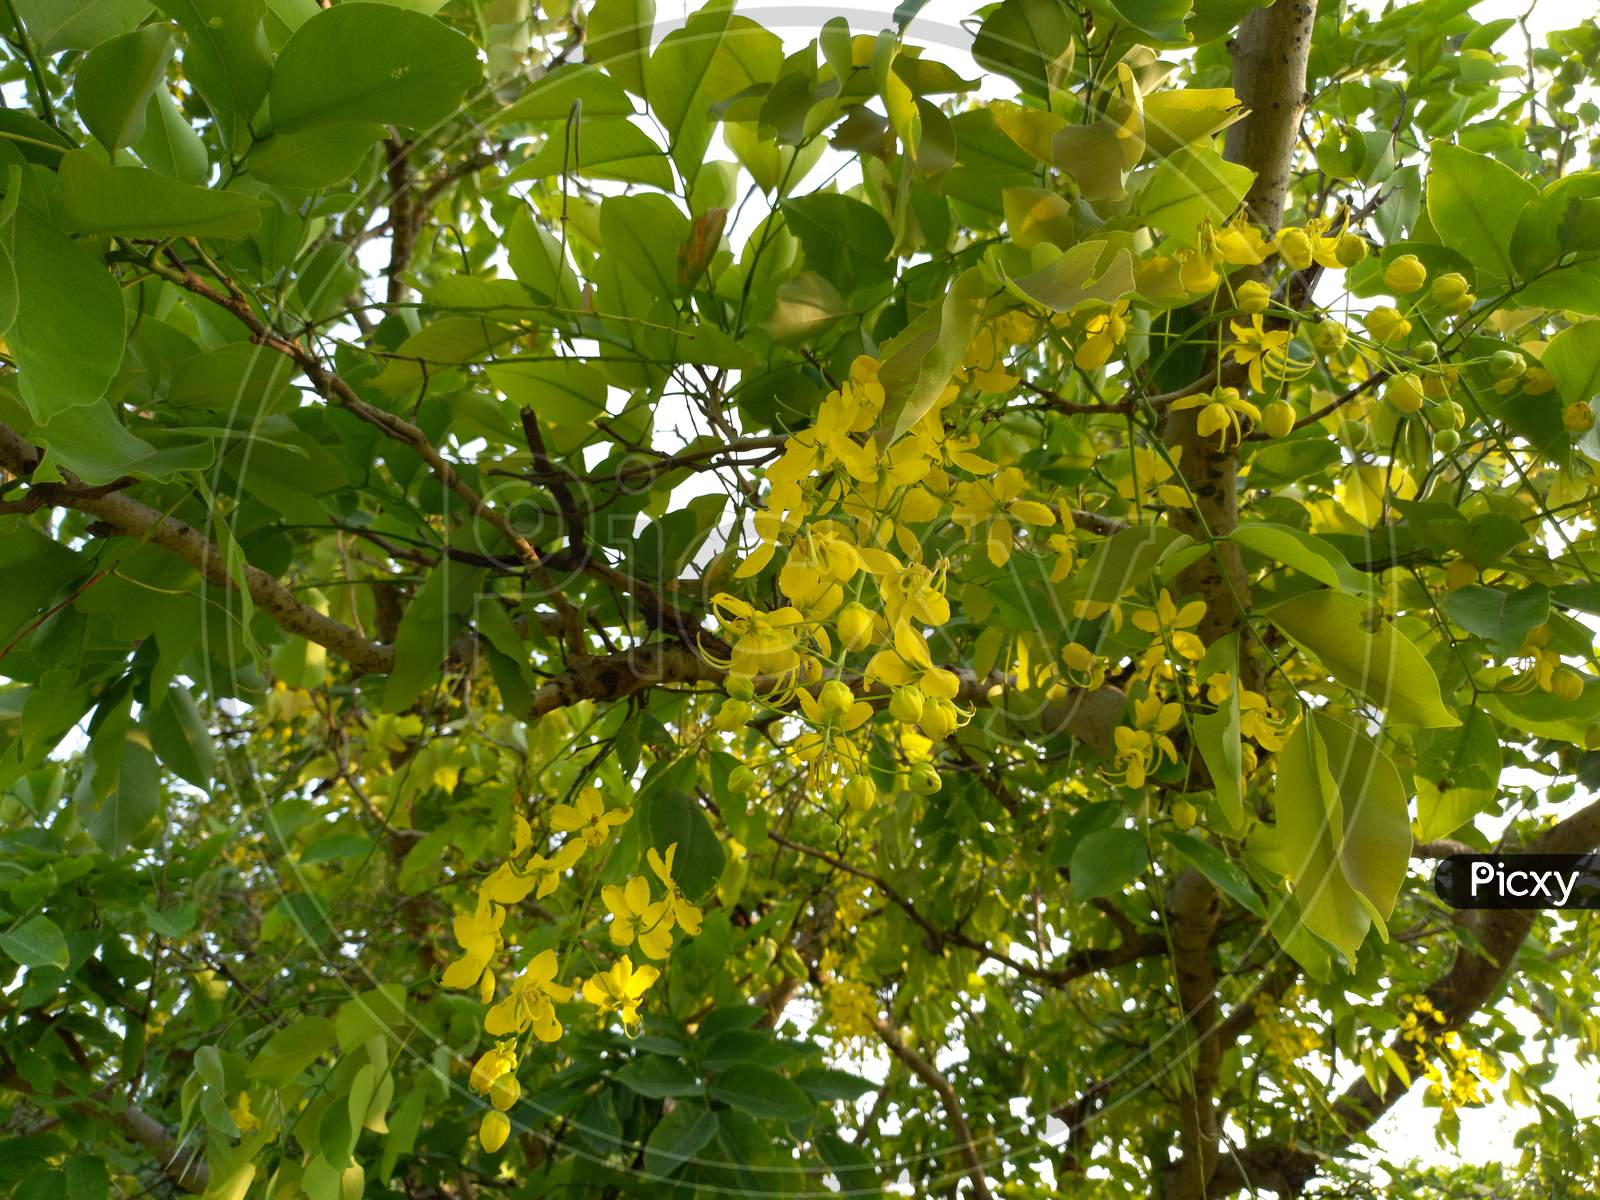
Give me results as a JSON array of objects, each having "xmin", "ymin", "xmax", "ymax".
[
  {"xmin": 776, "ymin": 522, "xmax": 898, "ymax": 618},
  {"xmin": 549, "ymin": 790, "xmax": 630, "ymax": 850},
  {"xmin": 1383, "ymin": 254, "xmax": 1427, "ymax": 295},
  {"xmin": 879, "ymin": 559, "xmax": 951, "ymax": 628},
  {"xmin": 441, "ymin": 897, "xmax": 505, "ymax": 993},
  {"xmin": 866, "ymin": 621, "xmax": 963, "ymax": 704},
  {"xmin": 484, "ymin": 948, "xmax": 573, "ymax": 1040},
  {"xmin": 469, "ymin": 1041, "xmax": 518, "ymax": 1095},
  {"xmin": 797, "ymin": 679, "xmax": 873, "ymax": 731},
  {"xmin": 1239, "ymin": 690, "xmax": 1294, "ymax": 751},
  {"xmin": 706, "ymin": 594, "xmax": 820, "ymax": 695},
  {"xmin": 601, "ymin": 876, "xmax": 675, "ymax": 960},
  {"xmin": 647, "ymin": 843, "xmax": 704, "ymax": 935},
  {"xmin": 1074, "ymin": 300, "xmax": 1129, "ymax": 369},
  {"xmin": 1107, "ymin": 691, "xmax": 1182, "ymax": 789},
  {"xmin": 950, "ymin": 466, "xmax": 1057, "ymax": 567},
  {"xmin": 582, "ymin": 956, "xmax": 661, "ymax": 1030},
  {"xmin": 230, "ymin": 1092, "xmax": 259, "ymax": 1135},
  {"xmin": 481, "ymin": 838, "xmax": 583, "ymax": 905},
  {"xmin": 1225, "ymin": 316, "xmax": 1310, "ymax": 392},
  {"xmin": 1131, "ymin": 589, "xmax": 1207, "ymax": 660},
  {"xmin": 1171, "ymin": 386, "xmax": 1262, "ymax": 451}
]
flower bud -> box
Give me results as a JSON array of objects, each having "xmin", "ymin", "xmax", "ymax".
[
  {"xmin": 1263, "ymin": 400, "xmax": 1295, "ymax": 438},
  {"xmin": 1422, "ymin": 368, "xmax": 1458, "ymax": 400},
  {"xmin": 725, "ymin": 673, "xmax": 755, "ymax": 701},
  {"xmin": 1363, "ymin": 305, "xmax": 1412, "ymax": 345},
  {"xmin": 1430, "ymin": 272, "xmax": 1472, "ymax": 312},
  {"xmin": 714, "ymin": 700, "xmax": 753, "ymax": 731},
  {"xmin": 1553, "ymin": 667, "xmax": 1585, "ymax": 703},
  {"xmin": 1236, "ymin": 280, "xmax": 1271, "ymax": 313},
  {"xmin": 1489, "ymin": 349, "xmax": 1525, "ymax": 380},
  {"xmin": 1310, "ymin": 318, "xmax": 1349, "ymax": 354},
  {"xmin": 918, "ymin": 697, "xmax": 958, "ymax": 741},
  {"xmin": 1383, "ymin": 253, "xmax": 1427, "ymax": 295},
  {"xmin": 1565, "ymin": 402, "xmax": 1596, "ymax": 434},
  {"xmin": 844, "ymin": 775, "xmax": 876, "ymax": 810},
  {"xmin": 836, "ymin": 601, "xmax": 875, "ymax": 652},
  {"xmin": 1277, "ymin": 227, "xmax": 1313, "ymax": 270},
  {"xmin": 888, "ymin": 686, "xmax": 924, "ymax": 725},
  {"xmin": 1334, "ymin": 233, "xmax": 1369, "ymax": 267},
  {"xmin": 1171, "ymin": 799, "xmax": 1198, "ymax": 830},
  {"xmin": 818, "ymin": 679, "xmax": 856, "ymax": 720},
  {"xmin": 489, "ymin": 1074, "xmax": 521, "ymax": 1112},
  {"xmin": 1412, "ymin": 339, "xmax": 1438, "ymax": 363},
  {"xmin": 480, "ymin": 1111, "xmax": 511, "ymax": 1153},
  {"xmin": 1432, "ymin": 429, "xmax": 1460, "ymax": 453},
  {"xmin": 1384, "ymin": 373, "xmax": 1426, "ymax": 413},
  {"xmin": 907, "ymin": 761, "xmax": 942, "ymax": 795},
  {"xmin": 1425, "ymin": 399, "xmax": 1464, "ymax": 430}
]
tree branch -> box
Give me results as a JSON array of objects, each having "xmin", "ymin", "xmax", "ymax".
[{"xmin": 871, "ymin": 1017, "xmax": 995, "ymax": 1200}]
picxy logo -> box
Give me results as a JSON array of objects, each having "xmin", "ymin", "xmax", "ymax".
[{"xmin": 1433, "ymin": 854, "xmax": 1600, "ymax": 910}]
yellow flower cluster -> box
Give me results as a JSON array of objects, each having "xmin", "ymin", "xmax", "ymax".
[
  {"xmin": 1399, "ymin": 995, "xmax": 1494, "ymax": 1119},
  {"xmin": 441, "ymin": 798, "xmax": 673, "ymax": 1154},
  {"xmin": 1253, "ymin": 987, "xmax": 1322, "ymax": 1067}
]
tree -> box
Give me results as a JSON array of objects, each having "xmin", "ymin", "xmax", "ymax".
[{"xmin": 2, "ymin": 0, "xmax": 1600, "ymax": 1196}]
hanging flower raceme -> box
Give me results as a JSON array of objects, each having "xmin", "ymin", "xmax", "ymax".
[
  {"xmin": 1226, "ymin": 316, "xmax": 1312, "ymax": 392},
  {"xmin": 950, "ymin": 466, "xmax": 1058, "ymax": 567}
]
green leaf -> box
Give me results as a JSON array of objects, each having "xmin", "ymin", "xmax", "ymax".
[
  {"xmin": 380, "ymin": 564, "xmax": 487, "ymax": 712},
  {"xmin": 508, "ymin": 119, "xmax": 674, "ymax": 190},
  {"xmin": 1425, "ymin": 140, "xmax": 1536, "ymax": 280},
  {"xmin": 1142, "ymin": 87, "xmax": 1246, "ymax": 157},
  {"xmin": 1, "ymin": 202, "xmax": 126, "ymax": 422},
  {"xmin": 155, "ymin": 0, "xmax": 273, "ymax": 125},
  {"xmin": 1415, "ymin": 709, "xmax": 1503, "ymax": 841},
  {"xmin": 792, "ymin": 1066, "xmax": 877, "ymax": 1102},
  {"xmin": 646, "ymin": 791, "xmax": 725, "ymax": 900},
  {"xmin": 268, "ymin": 2, "xmax": 482, "ymax": 132},
  {"xmin": 878, "ymin": 266, "xmax": 989, "ymax": 440},
  {"xmin": 1510, "ymin": 174, "xmax": 1600, "ymax": 276},
  {"xmin": 1000, "ymin": 240, "xmax": 1135, "ymax": 313},
  {"xmin": 488, "ymin": 360, "xmax": 609, "ymax": 426},
  {"xmin": 0, "ymin": 915, "xmax": 69, "ymax": 970},
  {"xmin": 816, "ymin": 1131, "xmax": 877, "ymax": 1194},
  {"xmin": 247, "ymin": 1016, "xmax": 337, "ymax": 1084},
  {"xmin": 62, "ymin": 1158, "xmax": 108, "ymax": 1200},
  {"xmin": 781, "ymin": 194, "xmax": 895, "ymax": 295},
  {"xmin": 34, "ymin": 398, "xmax": 214, "ymax": 484},
  {"xmin": 600, "ymin": 192, "xmax": 689, "ymax": 297},
  {"xmin": 648, "ymin": 0, "xmax": 733, "ymax": 181},
  {"xmin": 1440, "ymin": 584, "xmax": 1550, "ymax": 652},
  {"xmin": 972, "ymin": 0, "xmax": 1076, "ymax": 97},
  {"xmin": 763, "ymin": 271, "xmax": 847, "ymax": 342},
  {"xmin": 587, "ymin": 0, "xmax": 655, "ymax": 98},
  {"xmin": 1193, "ymin": 633, "xmax": 1243, "ymax": 828},
  {"xmin": 74, "ymin": 25, "xmax": 173, "ymax": 153},
  {"xmin": 1542, "ymin": 320, "xmax": 1600, "ymax": 410},
  {"xmin": 335, "ymin": 984, "xmax": 406, "ymax": 1052},
  {"xmin": 246, "ymin": 124, "xmax": 382, "ymax": 188},
  {"xmin": 708, "ymin": 1064, "xmax": 813, "ymax": 1122},
  {"xmin": 613, "ymin": 1055, "xmax": 701, "ymax": 1098},
  {"xmin": 1270, "ymin": 713, "xmax": 1410, "ymax": 961},
  {"xmin": 1230, "ymin": 522, "xmax": 1372, "ymax": 594},
  {"xmin": 1069, "ymin": 827, "xmax": 1147, "ymax": 901},
  {"xmin": 643, "ymin": 1101, "xmax": 718, "ymax": 1178},
  {"xmin": 490, "ymin": 64, "xmax": 635, "ymax": 126},
  {"xmin": 81, "ymin": 724, "xmax": 162, "ymax": 855},
  {"xmin": 147, "ymin": 685, "xmax": 216, "ymax": 787},
  {"xmin": 1137, "ymin": 143, "xmax": 1256, "ymax": 244},
  {"xmin": 1163, "ymin": 831, "xmax": 1263, "ymax": 918},
  {"xmin": 1267, "ymin": 590, "xmax": 1459, "ymax": 728},
  {"xmin": 1065, "ymin": 524, "xmax": 1192, "ymax": 606},
  {"xmin": 134, "ymin": 87, "xmax": 210, "ymax": 184},
  {"xmin": 60, "ymin": 152, "xmax": 269, "ymax": 240},
  {"xmin": 12, "ymin": 0, "xmax": 149, "ymax": 54}
]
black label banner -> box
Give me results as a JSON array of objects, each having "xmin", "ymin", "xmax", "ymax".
[{"xmin": 1433, "ymin": 854, "xmax": 1600, "ymax": 910}]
